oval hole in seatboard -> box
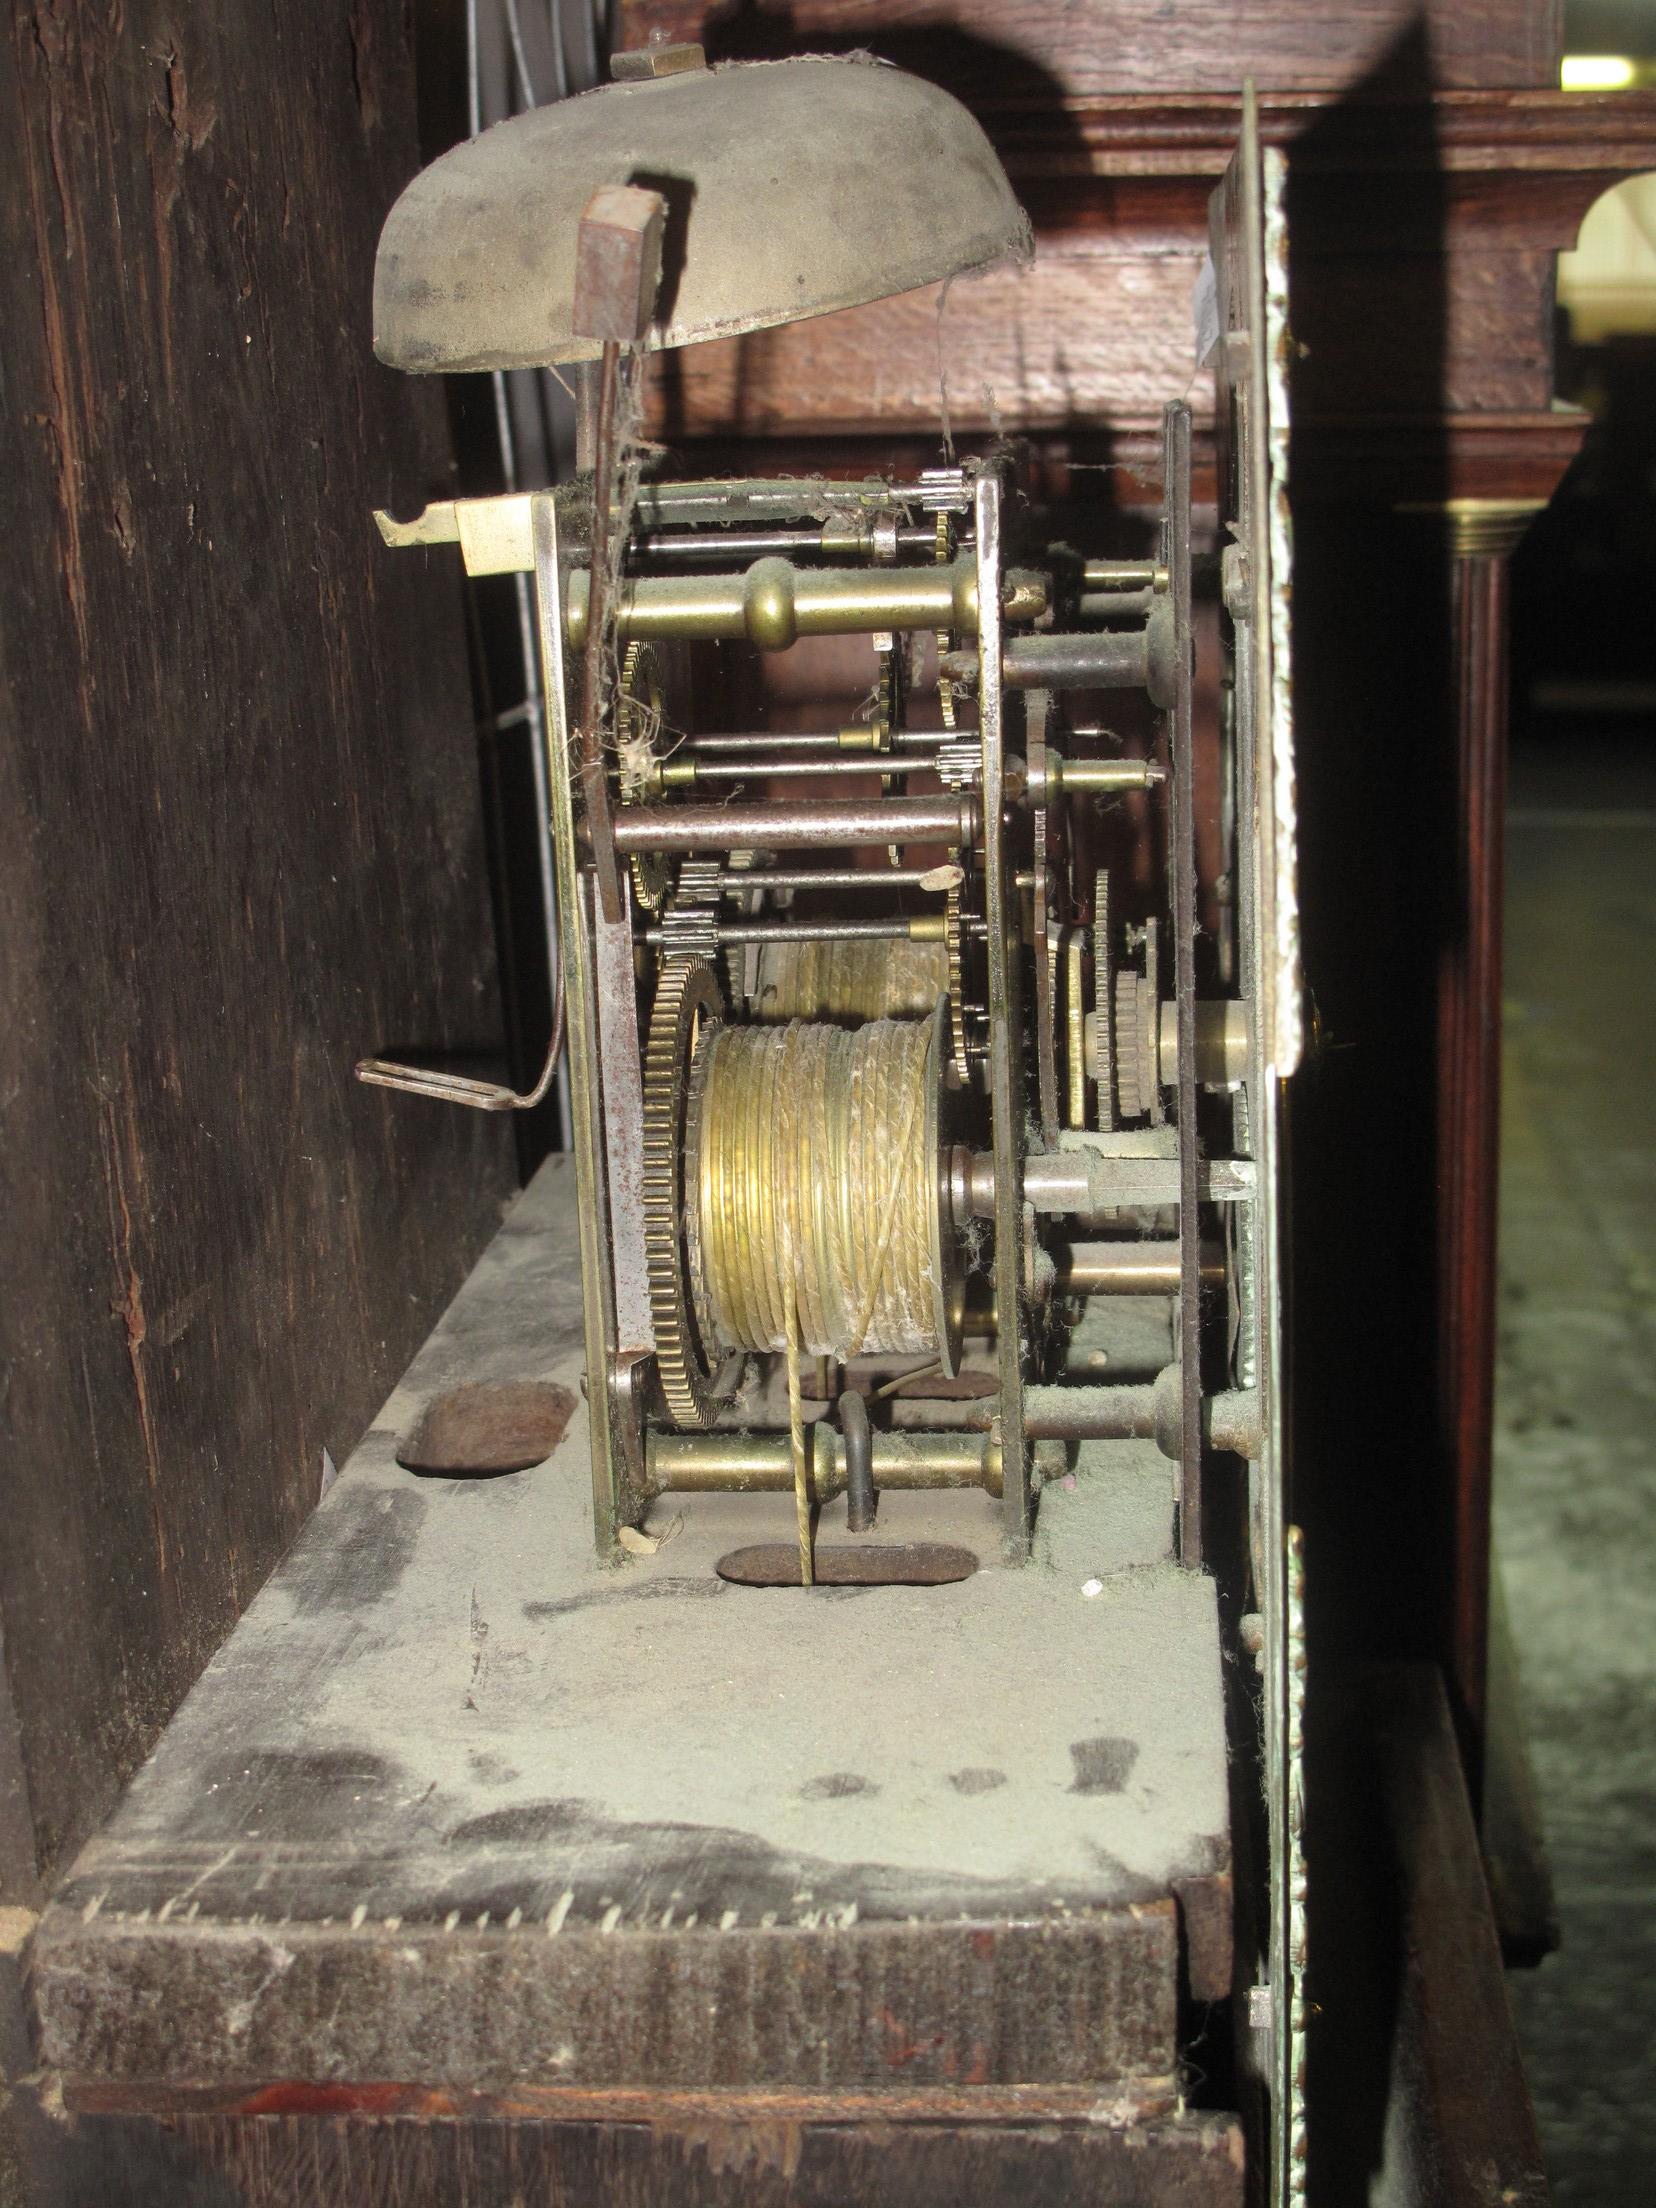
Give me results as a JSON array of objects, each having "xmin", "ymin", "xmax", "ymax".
[
  {"xmin": 714, "ymin": 1542, "xmax": 979, "ymax": 1588},
  {"xmin": 397, "ymin": 1381, "xmax": 576, "ymax": 1478}
]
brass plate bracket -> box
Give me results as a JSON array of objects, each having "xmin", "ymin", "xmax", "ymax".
[
  {"xmin": 530, "ymin": 492, "xmax": 631, "ymax": 1554},
  {"xmin": 975, "ymin": 474, "xmax": 1030, "ymax": 1554}
]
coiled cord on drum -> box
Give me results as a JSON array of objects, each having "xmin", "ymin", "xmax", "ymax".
[
  {"xmin": 688, "ymin": 1015, "xmax": 940, "ymax": 1360},
  {"xmin": 751, "ymin": 937, "xmax": 949, "ymax": 1021}
]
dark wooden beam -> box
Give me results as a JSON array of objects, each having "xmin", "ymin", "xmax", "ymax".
[
  {"xmin": 1307, "ymin": 1666, "xmax": 1549, "ymax": 2204},
  {"xmin": 57, "ymin": 2104, "xmax": 1250, "ymax": 2206}
]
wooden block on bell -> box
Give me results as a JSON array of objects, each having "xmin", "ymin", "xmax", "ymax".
[
  {"xmin": 573, "ymin": 184, "xmax": 667, "ymax": 346},
  {"xmin": 610, "ymin": 42, "xmax": 706, "ymax": 81}
]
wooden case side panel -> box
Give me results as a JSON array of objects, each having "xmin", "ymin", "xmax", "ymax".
[{"xmin": 0, "ymin": 1, "xmax": 514, "ymax": 1884}]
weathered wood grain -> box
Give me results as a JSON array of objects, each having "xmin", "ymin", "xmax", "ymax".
[
  {"xmin": 648, "ymin": 248, "xmax": 1209, "ymax": 442},
  {"xmin": 0, "ymin": 3, "xmax": 514, "ymax": 1889},
  {"xmin": 1306, "ymin": 1667, "xmax": 1548, "ymax": 2203},
  {"xmin": 34, "ymin": 1908, "xmax": 1179, "ymax": 2095},
  {"xmin": 67, "ymin": 2103, "xmax": 1249, "ymax": 2207}
]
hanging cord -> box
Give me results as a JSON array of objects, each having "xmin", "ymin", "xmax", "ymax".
[
  {"xmin": 779, "ymin": 1029, "xmax": 814, "ymax": 1586},
  {"xmin": 782, "ymin": 1217, "xmax": 814, "ymax": 1588},
  {"xmin": 845, "ymin": 1020, "xmax": 929, "ymax": 1359},
  {"xmin": 693, "ymin": 1019, "xmax": 941, "ymax": 1361},
  {"xmin": 356, "ymin": 961, "xmax": 565, "ymax": 1111}
]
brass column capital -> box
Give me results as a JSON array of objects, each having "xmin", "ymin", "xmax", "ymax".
[{"xmin": 1395, "ymin": 496, "xmax": 1549, "ymax": 559}]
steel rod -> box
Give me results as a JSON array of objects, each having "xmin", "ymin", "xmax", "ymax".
[
  {"xmin": 840, "ymin": 1391, "xmax": 876, "ymax": 1532},
  {"xmin": 612, "ymin": 795, "xmax": 976, "ymax": 854},
  {"xmin": 1004, "ymin": 631, "xmax": 1150, "ymax": 690},
  {"xmin": 1030, "ymin": 757, "xmax": 1163, "ymax": 801},
  {"xmin": 968, "ymin": 1146, "xmax": 1254, "ymax": 1220},
  {"xmin": 564, "ymin": 557, "xmax": 1048, "ymax": 650},
  {"xmin": 1079, "ymin": 589, "xmax": 1155, "ymax": 622},
  {"xmin": 942, "ymin": 632, "xmax": 1151, "ymax": 693},
  {"xmin": 687, "ymin": 731, "xmax": 865, "ymax": 753},
  {"xmin": 629, "ymin": 475, "xmax": 970, "ymax": 529},
  {"xmin": 1012, "ymin": 1377, "xmax": 1258, "ymax": 1458},
  {"xmin": 1058, "ymin": 1240, "xmax": 1225, "ymax": 1294},
  {"xmin": 685, "ymin": 730, "xmax": 950, "ymax": 753},
  {"xmin": 632, "ymin": 525, "xmax": 936, "ymax": 561},
  {"xmin": 644, "ymin": 919, "xmax": 941, "ymax": 948},
  {"xmin": 1018, "ymin": 1383, "xmax": 1158, "ymax": 1442},
  {"xmin": 1082, "ymin": 560, "xmax": 1167, "ymax": 590},
  {"xmin": 720, "ymin": 866, "xmax": 961, "ymax": 893},
  {"xmin": 665, "ymin": 756, "xmax": 937, "ymax": 785},
  {"xmin": 645, "ymin": 1427, "xmax": 999, "ymax": 1499}
]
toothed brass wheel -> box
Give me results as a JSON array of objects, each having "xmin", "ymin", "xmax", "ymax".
[
  {"xmin": 643, "ymin": 955, "xmax": 739, "ymax": 1428},
  {"xmin": 1094, "ymin": 867, "xmax": 1117, "ymax": 1131},
  {"xmin": 1113, "ymin": 968, "xmax": 1157, "ymax": 1124},
  {"xmin": 620, "ymin": 640, "xmax": 672, "ymax": 914},
  {"xmin": 944, "ymin": 880, "xmax": 972, "ymax": 1084}
]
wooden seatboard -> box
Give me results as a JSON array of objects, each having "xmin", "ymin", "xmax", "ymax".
[{"xmin": 32, "ymin": 1162, "xmax": 1233, "ymax": 2097}]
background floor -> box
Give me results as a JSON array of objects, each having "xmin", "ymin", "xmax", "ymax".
[{"xmin": 1495, "ymin": 730, "xmax": 1656, "ymax": 2204}]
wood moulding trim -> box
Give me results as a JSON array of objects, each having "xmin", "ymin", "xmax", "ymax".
[
  {"xmin": 992, "ymin": 91, "xmax": 1656, "ymax": 181},
  {"xmin": 617, "ymin": 0, "xmax": 1561, "ymax": 102},
  {"xmin": 1292, "ymin": 409, "xmax": 1590, "ymax": 506},
  {"xmin": 1396, "ymin": 499, "xmax": 1548, "ymax": 558},
  {"xmin": 66, "ymin": 2077, "xmax": 1185, "ymax": 2124},
  {"xmin": 999, "ymin": 95, "xmax": 1656, "ymax": 259}
]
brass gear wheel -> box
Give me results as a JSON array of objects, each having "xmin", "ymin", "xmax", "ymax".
[
  {"xmin": 875, "ymin": 638, "xmax": 902, "ymax": 748},
  {"xmin": 1113, "ymin": 968, "xmax": 1158, "ymax": 1123},
  {"xmin": 934, "ymin": 511, "xmax": 958, "ymax": 733},
  {"xmin": 619, "ymin": 640, "xmax": 672, "ymax": 914},
  {"xmin": 944, "ymin": 880, "xmax": 972, "ymax": 1084},
  {"xmin": 643, "ymin": 955, "xmax": 736, "ymax": 1428},
  {"xmin": 1093, "ymin": 868, "xmax": 1117, "ymax": 1131}
]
